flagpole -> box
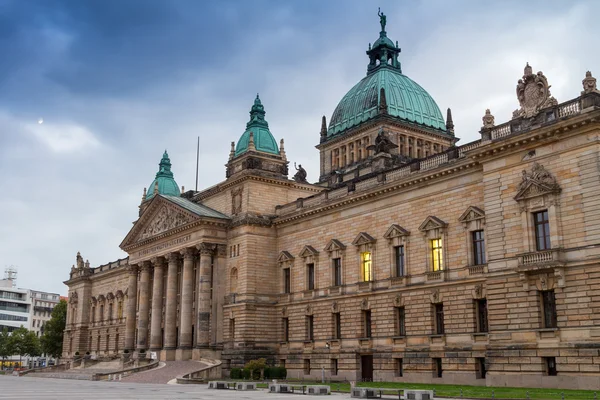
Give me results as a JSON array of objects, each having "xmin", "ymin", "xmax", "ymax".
[{"xmin": 195, "ymin": 136, "xmax": 200, "ymax": 192}]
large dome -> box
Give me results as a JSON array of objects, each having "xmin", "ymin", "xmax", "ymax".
[{"xmin": 327, "ymin": 18, "xmax": 447, "ymax": 137}]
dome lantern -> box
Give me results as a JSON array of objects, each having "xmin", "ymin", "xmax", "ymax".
[
  {"xmin": 234, "ymin": 94, "xmax": 279, "ymax": 157},
  {"xmin": 145, "ymin": 150, "xmax": 181, "ymax": 200}
]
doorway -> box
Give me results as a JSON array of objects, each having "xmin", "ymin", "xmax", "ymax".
[{"xmin": 361, "ymin": 355, "xmax": 373, "ymax": 382}]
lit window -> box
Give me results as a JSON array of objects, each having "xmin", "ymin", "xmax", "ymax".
[
  {"xmin": 431, "ymin": 239, "xmax": 443, "ymax": 271},
  {"xmin": 361, "ymin": 252, "xmax": 372, "ymax": 282}
]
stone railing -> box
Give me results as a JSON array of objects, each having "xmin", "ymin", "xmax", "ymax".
[
  {"xmin": 518, "ymin": 248, "xmax": 565, "ymax": 271},
  {"xmin": 18, "ymin": 362, "xmax": 69, "ymax": 376},
  {"xmin": 419, "ymin": 152, "xmax": 448, "ymax": 171},
  {"xmin": 92, "ymin": 359, "xmax": 159, "ymax": 381},
  {"xmin": 177, "ymin": 358, "xmax": 222, "ymax": 384}
]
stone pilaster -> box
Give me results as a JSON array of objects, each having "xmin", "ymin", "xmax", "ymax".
[
  {"xmin": 124, "ymin": 264, "xmax": 138, "ymax": 351},
  {"xmin": 179, "ymin": 248, "xmax": 195, "ymax": 349},
  {"xmin": 149, "ymin": 257, "xmax": 165, "ymax": 350},
  {"xmin": 164, "ymin": 252, "xmax": 179, "ymax": 351},
  {"xmin": 136, "ymin": 261, "xmax": 151, "ymax": 350},
  {"xmin": 196, "ymin": 243, "xmax": 215, "ymax": 348}
]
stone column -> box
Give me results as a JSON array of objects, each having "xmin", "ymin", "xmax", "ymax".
[
  {"xmin": 179, "ymin": 248, "xmax": 195, "ymax": 349},
  {"xmin": 136, "ymin": 261, "xmax": 151, "ymax": 350},
  {"xmin": 124, "ymin": 264, "xmax": 138, "ymax": 351},
  {"xmin": 164, "ymin": 252, "xmax": 179, "ymax": 350},
  {"xmin": 149, "ymin": 257, "xmax": 165, "ymax": 350},
  {"xmin": 196, "ymin": 243, "xmax": 215, "ymax": 348}
]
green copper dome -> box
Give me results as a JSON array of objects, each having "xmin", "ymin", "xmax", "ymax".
[
  {"xmin": 235, "ymin": 95, "xmax": 279, "ymax": 157},
  {"xmin": 146, "ymin": 150, "xmax": 180, "ymax": 200},
  {"xmin": 328, "ymin": 12, "xmax": 447, "ymax": 137}
]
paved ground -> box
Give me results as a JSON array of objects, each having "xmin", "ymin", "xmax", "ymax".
[
  {"xmin": 120, "ymin": 360, "xmax": 205, "ymax": 384},
  {"xmin": 0, "ymin": 376, "xmax": 347, "ymax": 399}
]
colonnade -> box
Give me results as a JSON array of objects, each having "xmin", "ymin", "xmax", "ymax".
[{"xmin": 124, "ymin": 242, "xmax": 218, "ymax": 355}]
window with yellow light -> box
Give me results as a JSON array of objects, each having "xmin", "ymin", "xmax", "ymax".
[
  {"xmin": 431, "ymin": 238, "xmax": 444, "ymax": 271},
  {"xmin": 361, "ymin": 251, "xmax": 373, "ymax": 282}
]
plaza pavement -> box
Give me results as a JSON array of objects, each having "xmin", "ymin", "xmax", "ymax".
[{"xmin": 0, "ymin": 376, "xmax": 347, "ymax": 400}]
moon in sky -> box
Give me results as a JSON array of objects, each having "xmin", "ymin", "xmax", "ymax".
[{"xmin": 38, "ymin": 118, "xmax": 44, "ymax": 124}]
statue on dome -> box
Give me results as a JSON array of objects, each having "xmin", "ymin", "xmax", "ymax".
[
  {"xmin": 378, "ymin": 8, "xmax": 387, "ymax": 32},
  {"xmin": 368, "ymin": 127, "xmax": 398, "ymax": 154},
  {"xmin": 293, "ymin": 162, "xmax": 308, "ymax": 184}
]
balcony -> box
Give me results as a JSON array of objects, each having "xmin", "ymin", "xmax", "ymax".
[
  {"xmin": 426, "ymin": 270, "xmax": 446, "ymax": 282},
  {"xmin": 517, "ymin": 249, "xmax": 565, "ymax": 272},
  {"xmin": 467, "ymin": 265, "xmax": 487, "ymax": 275}
]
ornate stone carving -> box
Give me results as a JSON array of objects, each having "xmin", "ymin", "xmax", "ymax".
[
  {"xmin": 197, "ymin": 242, "xmax": 217, "ymax": 255},
  {"xmin": 217, "ymin": 244, "xmax": 227, "ymax": 257},
  {"xmin": 582, "ymin": 71, "xmax": 598, "ymax": 94},
  {"xmin": 472, "ymin": 284, "xmax": 484, "ymax": 299},
  {"xmin": 281, "ymin": 306, "xmax": 287, "ymax": 317},
  {"xmin": 127, "ymin": 264, "xmax": 139, "ymax": 275},
  {"xmin": 231, "ymin": 187, "xmax": 243, "ymax": 215},
  {"xmin": 293, "ymin": 163, "xmax": 308, "ymax": 184},
  {"xmin": 393, "ymin": 294, "xmax": 403, "ymax": 307},
  {"xmin": 482, "ymin": 109, "xmax": 495, "ymax": 129},
  {"xmin": 366, "ymin": 127, "xmax": 398, "ymax": 154},
  {"xmin": 515, "ymin": 162, "xmax": 561, "ymax": 201},
  {"xmin": 360, "ymin": 298, "xmax": 370, "ymax": 310},
  {"xmin": 181, "ymin": 247, "xmax": 195, "ymax": 260},
  {"xmin": 331, "ymin": 301, "xmax": 339, "ymax": 313},
  {"xmin": 305, "ymin": 304, "xmax": 313, "ymax": 316},
  {"xmin": 138, "ymin": 206, "xmax": 192, "ymax": 241},
  {"xmin": 430, "ymin": 289, "xmax": 440, "ymax": 304},
  {"xmin": 513, "ymin": 63, "xmax": 558, "ymax": 119}
]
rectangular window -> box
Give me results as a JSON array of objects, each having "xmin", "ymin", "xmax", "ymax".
[
  {"xmin": 434, "ymin": 358, "xmax": 443, "ymax": 378},
  {"xmin": 363, "ymin": 310, "xmax": 372, "ymax": 338},
  {"xmin": 361, "ymin": 252, "xmax": 373, "ymax": 282},
  {"xmin": 304, "ymin": 359, "xmax": 311, "ymax": 375},
  {"xmin": 431, "ymin": 239, "xmax": 443, "ymax": 271},
  {"xmin": 280, "ymin": 359, "xmax": 286, "ymax": 368},
  {"xmin": 307, "ymin": 264, "xmax": 315, "ymax": 290},
  {"xmin": 435, "ymin": 304, "xmax": 445, "ymax": 334},
  {"xmin": 395, "ymin": 358, "xmax": 403, "ymax": 377},
  {"xmin": 394, "ymin": 245, "xmax": 405, "ymax": 277},
  {"xmin": 472, "ymin": 230, "xmax": 486, "ymax": 265},
  {"xmin": 282, "ymin": 317, "xmax": 289, "ymax": 342},
  {"xmin": 396, "ymin": 307, "xmax": 406, "ymax": 336},
  {"xmin": 333, "ymin": 258, "xmax": 342, "ymax": 287},
  {"xmin": 331, "ymin": 359, "xmax": 338, "ymax": 376},
  {"xmin": 283, "ymin": 268, "xmax": 291, "ymax": 294},
  {"xmin": 306, "ymin": 316, "xmax": 314, "ymax": 341},
  {"xmin": 230, "ymin": 318, "xmax": 235, "ymax": 339},
  {"xmin": 476, "ymin": 358, "xmax": 487, "ymax": 379},
  {"xmin": 541, "ymin": 290, "xmax": 557, "ymax": 328},
  {"xmin": 534, "ymin": 210, "xmax": 551, "ymax": 251},
  {"xmin": 333, "ymin": 313, "xmax": 341, "ymax": 339},
  {"xmin": 476, "ymin": 299, "xmax": 488, "ymax": 333},
  {"xmin": 545, "ymin": 357, "xmax": 557, "ymax": 376}
]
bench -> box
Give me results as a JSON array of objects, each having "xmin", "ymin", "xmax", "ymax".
[
  {"xmin": 207, "ymin": 381, "xmax": 236, "ymax": 390},
  {"xmin": 351, "ymin": 387, "xmax": 403, "ymax": 399},
  {"xmin": 268, "ymin": 384, "xmax": 330, "ymax": 395}
]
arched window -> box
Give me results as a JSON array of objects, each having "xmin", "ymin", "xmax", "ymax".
[{"xmin": 230, "ymin": 268, "xmax": 238, "ymax": 293}]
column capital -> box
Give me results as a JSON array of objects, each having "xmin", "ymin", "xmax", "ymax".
[
  {"xmin": 197, "ymin": 242, "xmax": 217, "ymax": 255},
  {"xmin": 151, "ymin": 256, "xmax": 166, "ymax": 268},
  {"xmin": 140, "ymin": 261, "xmax": 153, "ymax": 272},
  {"xmin": 168, "ymin": 252, "xmax": 180, "ymax": 263},
  {"xmin": 127, "ymin": 264, "xmax": 139, "ymax": 275},
  {"xmin": 180, "ymin": 247, "xmax": 196, "ymax": 260}
]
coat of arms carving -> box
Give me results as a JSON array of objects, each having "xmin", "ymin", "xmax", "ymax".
[
  {"xmin": 231, "ymin": 187, "xmax": 243, "ymax": 215},
  {"xmin": 513, "ymin": 63, "xmax": 558, "ymax": 119}
]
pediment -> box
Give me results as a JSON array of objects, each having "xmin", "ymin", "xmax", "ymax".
[
  {"xmin": 299, "ymin": 245, "xmax": 319, "ymax": 258},
  {"xmin": 352, "ymin": 232, "xmax": 376, "ymax": 246},
  {"xmin": 324, "ymin": 239, "xmax": 346, "ymax": 252},
  {"xmin": 418, "ymin": 216, "xmax": 447, "ymax": 232},
  {"xmin": 458, "ymin": 206, "xmax": 485, "ymax": 223},
  {"xmin": 383, "ymin": 224, "xmax": 410, "ymax": 239},
  {"xmin": 278, "ymin": 251, "xmax": 295, "ymax": 263},
  {"xmin": 120, "ymin": 196, "xmax": 200, "ymax": 249},
  {"xmin": 514, "ymin": 180, "xmax": 561, "ymax": 201},
  {"xmin": 514, "ymin": 162, "xmax": 561, "ymax": 201}
]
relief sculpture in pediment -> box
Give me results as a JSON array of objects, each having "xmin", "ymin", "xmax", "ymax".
[{"xmin": 138, "ymin": 206, "xmax": 192, "ymax": 241}]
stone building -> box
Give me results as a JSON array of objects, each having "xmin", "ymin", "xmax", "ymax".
[{"xmin": 63, "ymin": 14, "xmax": 600, "ymax": 389}]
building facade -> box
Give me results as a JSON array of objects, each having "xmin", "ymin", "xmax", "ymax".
[
  {"xmin": 28, "ymin": 290, "xmax": 61, "ymax": 338},
  {"xmin": 63, "ymin": 15, "xmax": 600, "ymax": 389},
  {"xmin": 0, "ymin": 278, "xmax": 31, "ymax": 333}
]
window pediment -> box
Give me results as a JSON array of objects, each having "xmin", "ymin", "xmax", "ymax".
[
  {"xmin": 514, "ymin": 162, "xmax": 561, "ymax": 202},
  {"xmin": 278, "ymin": 251, "xmax": 295, "ymax": 263},
  {"xmin": 352, "ymin": 232, "xmax": 377, "ymax": 246},
  {"xmin": 324, "ymin": 239, "xmax": 346, "ymax": 252},
  {"xmin": 383, "ymin": 224, "xmax": 410, "ymax": 240},
  {"xmin": 458, "ymin": 206, "xmax": 485, "ymax": 224},
  {"xmin": 299, "ymin": 245, "xmax": 319, "ymax": 258},
  {"xmin": 418, "ymin": 216, "xmax": 448, "ymax": 233}
]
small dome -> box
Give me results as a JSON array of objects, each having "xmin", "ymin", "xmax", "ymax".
[
  {"xmin": 235, "ymin": 95, "xmax": 279, "ymax": 157},
  {"xmin": 146, "ymin": 150, "xmax": 180, "ymax": 200}
]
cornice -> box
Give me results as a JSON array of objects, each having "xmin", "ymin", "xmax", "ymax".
[{"xmin": 274, "ymin": 157, "xmax": 480, "ymax": 226}]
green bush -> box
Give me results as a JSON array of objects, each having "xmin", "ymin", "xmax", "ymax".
[
  {"xmin": 230, "ymin": 368, "xmax": 242, "ymax": 379},
  {"xmin": 242, "ymin": 367, "xmax": 252, "ymax": 380}
]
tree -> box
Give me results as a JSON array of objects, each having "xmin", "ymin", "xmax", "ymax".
[
  {"xmin": 0, "ymin": 327, "xmax": 15, "ymax": 369},
  {"xmin": 10, "ymin": 326, "xmax": 41, "ymax": 365},
  {"xmin": 40, "ymin": 299, "xmax": 67, "ymax": 360}
]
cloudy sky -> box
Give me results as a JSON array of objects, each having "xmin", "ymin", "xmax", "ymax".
[{"xmin": 1, "ymin": 0, "xmax": 598, "ymax": 295}]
